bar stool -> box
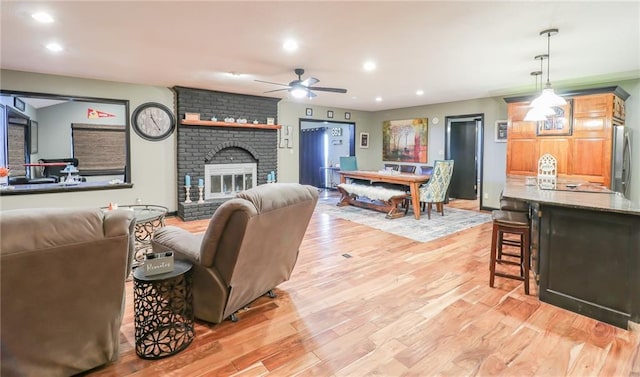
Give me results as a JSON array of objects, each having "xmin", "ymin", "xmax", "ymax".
[
  {"xmin": 500, "ymin": 198, "xmax": 529, "ymax": 213},
  {"xmin": 498, "ymin": 197, "xmax": 529, "ymax": 259},
  {"xmin": 489, "ymin": 210, "xmax": 531, "ymax": 294}
]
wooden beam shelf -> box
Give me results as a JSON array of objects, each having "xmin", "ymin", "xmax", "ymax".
[{"xmin": 180, "ymin": 120, "xmax": 281, "ymax": 130}]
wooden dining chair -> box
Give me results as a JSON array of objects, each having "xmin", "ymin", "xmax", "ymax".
[{"xmin": 383, "ymin": 163, "xmax": 399, "ymax": 171}]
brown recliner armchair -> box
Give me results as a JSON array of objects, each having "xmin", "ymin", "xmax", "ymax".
[
  {"xmin": 0, "ymin": 207, "xmax": 136, "ymax": 377},
  {"xmin": 151, "ymin": 183, "xmax": 318, "ymax": 324}
]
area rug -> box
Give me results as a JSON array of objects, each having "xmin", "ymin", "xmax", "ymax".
[{"xmin": 315, "ymin": 197, "xmax": 491, "ymax": 243}]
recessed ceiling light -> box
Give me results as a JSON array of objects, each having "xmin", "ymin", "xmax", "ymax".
[
  {"xmin": 46, "ymin": 42, "xmax": 63, "ymax": 52},
  {"xmin": 416, "ymin": 89, "xmax": 424, "ymax": 96},
  {"xmin": 226, "ymin": 72, "xmax": 243, "ymax": 78},
  {"xmin": 32, "ymin": 12, "xmax": 54, "ymax": 23},
  {"xmin": 363, "ymin": 61, "xmax": 376, "ymax": 72},
  {"xmin": 283, "ymin": 39, "xmax": 298, "ymax": 52},
  {"xmin": 375, "ymin": 97, "xmax": 382, "ymax": 102}
]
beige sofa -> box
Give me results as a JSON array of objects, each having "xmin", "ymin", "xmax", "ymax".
[
  {"xmin": 0, "ymin": 207, "xmax": 136, "ymax": 377},
  {"xmin": 152, "ymin": 183, "xmax": 318, "ymax": 324}
]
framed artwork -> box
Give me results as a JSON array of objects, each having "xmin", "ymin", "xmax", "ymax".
[
  {"xmin": 345, "ymin": 112, "xmax": 351, "ymax": 120},
  {"xmin": 495, "ymin": 120, "xmax": 508, "ymax": 142},
  {"xmin": 14, "ymin": 97, "xmax": 25, "ymax": 111},
  {"xmin": 537, "ymin": 99, "xmax": 573, "ymax": 136},
  {"xmin": 382, "ymin": 118, "xmax": 428, "ymax": 163},
  {"xmin": 359, "ymin": 132, "xmax": 369, "ymax": 148},
  {"xmin": 305, "ymin": 108, "xmax": 313, "ymax": 116},
  {"xmin": 30, "ymin": 120, "xmax": 38, "ymax": 153},
  {"xmin": 327, "ymin": 110, "xmax": 334, "ymax": 119}
]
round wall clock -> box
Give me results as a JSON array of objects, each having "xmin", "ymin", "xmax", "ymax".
[{"xmin": 131, "ymin": 102, "xmax": 176, "ymax": 141}]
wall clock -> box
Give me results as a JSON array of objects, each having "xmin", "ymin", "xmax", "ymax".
[{"xmin": 131, "ymin": 102, "xmax": 176, "ymax": 141}]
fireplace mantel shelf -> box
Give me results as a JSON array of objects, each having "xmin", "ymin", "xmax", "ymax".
[{"xmin": 180, "ymin": 120, "xmax": 281, "ymax": 130}]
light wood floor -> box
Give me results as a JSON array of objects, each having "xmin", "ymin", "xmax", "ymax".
[{"xmin": 88, "ymin": 193, "xmax": 640, "ymax": 376}]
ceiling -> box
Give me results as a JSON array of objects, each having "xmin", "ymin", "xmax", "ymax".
[{"xmin": 2, "ymin": 1, "xmax": 639, "ymax": 111}]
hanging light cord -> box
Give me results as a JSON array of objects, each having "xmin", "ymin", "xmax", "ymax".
[
  {"xmin": 545, "ymin": 32, "xmax": 551, "ymax": 87},
  {"xmin": 539, "ymin": 28, "xmax": 559, "ymax": 88}
]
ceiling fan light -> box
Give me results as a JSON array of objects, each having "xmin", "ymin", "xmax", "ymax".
[
  {"xmin": 524, "ymin": 106, "xmax": 554, "ymax": 121},
  {"xmin": 290, "ymin": 87, "xmax": 308, "ymax": 98},
  {"xmin": 530, "ymin": 88, "xmax": 566, "ymax": 108}
]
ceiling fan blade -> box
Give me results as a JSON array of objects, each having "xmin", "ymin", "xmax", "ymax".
[
  {"xmin": 255, "ymin": 79, "xmax": 290, "ymax": 87},
  {"xmin": 263, "ymin": 88, "xmax": 289, "ymax": 93},
  {"xmin": 311, "ymin": 87, "xmax": 347, "ymax": 94},
  {"xmin": 301, "ymin": 77, "xmax": 319, "ymax": 87}
]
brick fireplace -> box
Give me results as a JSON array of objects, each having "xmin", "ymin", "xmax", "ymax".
[{"xmin": 174, "ymin": 86, "xmax": 280, "ymax": 221}]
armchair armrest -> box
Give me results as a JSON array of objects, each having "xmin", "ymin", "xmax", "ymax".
[{"xmin": 152, "ymin": 226, "xmax": 204, "ymax": 263}]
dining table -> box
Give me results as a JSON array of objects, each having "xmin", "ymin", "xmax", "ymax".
[{"xmin": 338, "ymin": 170, "xmax": 431, "ymax": 219}]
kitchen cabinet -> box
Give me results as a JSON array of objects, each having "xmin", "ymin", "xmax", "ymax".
[{"xmin": 505, "ymin": 86, "xmax": 629, "ymax": 187}]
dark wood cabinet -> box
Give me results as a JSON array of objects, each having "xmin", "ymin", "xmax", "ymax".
[{"xmin": 538, "ymin": 205, "xmax": 640, "ymax": 328}]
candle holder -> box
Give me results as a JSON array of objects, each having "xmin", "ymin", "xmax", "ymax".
[
  {"xmin": 184, "ymin": 186, "xmax": 192, "ymax": 204},
  {"xmin": 197, "ymin": 186, "xmax": 204, "ymax": 203}
]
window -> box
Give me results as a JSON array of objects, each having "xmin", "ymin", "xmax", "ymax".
[{"xmin": 71, "ymin": 123, "xmax": 126, "ymax": 174}]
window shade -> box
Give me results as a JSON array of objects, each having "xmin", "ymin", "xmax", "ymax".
[
  {"xmin": 8, "ymin": 124, "xmax": 27, "ymax": 176},
  {"xmin": 71, "ymin": 123, "xmax": 126, "ymax": 172}
]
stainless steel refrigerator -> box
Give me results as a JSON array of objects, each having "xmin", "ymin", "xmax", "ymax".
[{"xmin": 612, "ymin": 125, "xmax": 632, "ymax": 198}]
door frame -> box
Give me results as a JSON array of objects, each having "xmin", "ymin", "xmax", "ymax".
[
  {"xmin": 444, "ymin": 113, "xmax": 485, "ymax": 209},
  {"xmin": 298, "ymin": 118, "xmax": 355, "ymax": 186}
]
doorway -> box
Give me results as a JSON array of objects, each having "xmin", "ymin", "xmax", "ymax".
[
  {"xmin": 299, "ymin": 119, "xmax": 355, "ymax": 188},
  {"xmin": 445, "ymin": 114, "xmax": 484, "ymax": 208}
]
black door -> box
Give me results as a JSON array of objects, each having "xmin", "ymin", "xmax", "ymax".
[{"xmin": 447, "ymin": 120, "xmax": 477, "ymax": 200}]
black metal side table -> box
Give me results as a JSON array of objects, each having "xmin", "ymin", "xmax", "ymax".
[{"xmin": 133, "ymin": 260, "xmax": 194, "ymax": 359}]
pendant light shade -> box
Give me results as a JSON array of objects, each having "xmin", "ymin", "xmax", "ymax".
[
  {"xmin": 524, "ymin": 105, "xmax": 554, "ymax": 121},
  {"xmin": 531, "ymin": 88, "xmax": 567, "ymax": 108},
  {"xmin": 524, "ymin": 59, "xmax": 552, "ymax": 121},
  {"xmin": 530, "ymin": 28, "xmax": 566, "ymax": 108}
]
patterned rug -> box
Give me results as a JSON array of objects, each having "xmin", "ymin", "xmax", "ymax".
[{"xmin": 315, "ymin": 196, "xmax": 491, "ymax": 243}]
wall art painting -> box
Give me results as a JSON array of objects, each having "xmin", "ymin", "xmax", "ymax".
[{"xmin": 382, "ymin": 118, "xmax": 428, "ymax": 163}]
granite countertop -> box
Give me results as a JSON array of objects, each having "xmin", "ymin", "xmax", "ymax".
[{"xmin": 502, "ymin": 177, "xmax": 640, "ymax": 216}]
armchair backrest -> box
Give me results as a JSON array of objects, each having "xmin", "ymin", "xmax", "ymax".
[
  {"xmin": 399, "ymin": 165, "xmax": 416, "ymax": 173},
  {"xmin": 199, "ymin": 183, "xmax": 318, "ymax": 319},
  {"xmin": 339, "ymin": 156, "xmax": 358, "ymax": 171},
  {"xmin": 1, "ymin": 207, "xmax": 135, "ymax": 376},
  {"xmin": 419, "ymin": 160, "xmax": 455, "ymax": 202}
]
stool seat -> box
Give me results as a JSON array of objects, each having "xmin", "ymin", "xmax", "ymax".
[
  {"xmin": 492, "ymin": 210, "xmax": 529, "ymax": 226},
  {"xmin": 500, "ymin": 198, "xmax": 529, "ymax": 213}
]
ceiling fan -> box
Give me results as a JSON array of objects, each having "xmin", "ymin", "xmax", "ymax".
[{"xmin": 255, "ymin": 68, "xmax": 347, "ymax": 98}]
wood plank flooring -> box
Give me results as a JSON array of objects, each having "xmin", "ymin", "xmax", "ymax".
[{"xmin": 87, "ymin": 192, "xmax": 640, "ymax": 376}]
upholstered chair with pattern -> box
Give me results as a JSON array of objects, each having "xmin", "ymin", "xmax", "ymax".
[{"xmin": 418, "ymin": 160, "xmax": 455, "ymax": 219}]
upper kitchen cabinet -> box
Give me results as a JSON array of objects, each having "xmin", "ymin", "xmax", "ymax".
[{"xmin": 504, "ymin": 86, "xmax": 630, "ymax": 188}]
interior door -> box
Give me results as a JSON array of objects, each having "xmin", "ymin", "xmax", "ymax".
[{"xmin": 446, "ymin": 118, "xmax": 479, "ymax": 200}]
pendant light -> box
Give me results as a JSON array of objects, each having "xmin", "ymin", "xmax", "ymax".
[
  {"xmin": 530, "ymin": 28, "xmax": 566, "ymax": 108},
  {"xmin": 525, "ymin": 54, "xmax": 554, "ymax": 121}
]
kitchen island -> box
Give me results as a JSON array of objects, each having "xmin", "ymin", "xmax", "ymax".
[{"xmin": 502, "ymin": 178, "xmax": 640, "ymax": 329}]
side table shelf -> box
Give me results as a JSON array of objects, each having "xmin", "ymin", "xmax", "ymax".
[{"xmin": 133, "ymin": 260, "xmax": 194, "ymax": 359}]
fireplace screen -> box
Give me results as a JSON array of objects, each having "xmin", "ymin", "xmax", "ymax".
[{"xmin": 204, "ymin": 163, "xmax": 257, "ymax": 200}]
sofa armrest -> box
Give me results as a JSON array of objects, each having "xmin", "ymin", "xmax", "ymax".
[
  {"xmin": 104, "ymin": 209, "xmax": 136, "ymax": 273},
  {"xmin": 152, "ymin": 226, "xmax": 204, "ymax": 263}
]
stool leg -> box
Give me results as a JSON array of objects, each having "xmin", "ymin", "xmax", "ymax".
[
  {"xmin": 489, "ymin": 223, "xmax": 498, "ymax": 288},
  {"xmin": 523, "ymin": 229, "xmax": 530, "ymax": 295},
  {"xmin": 497, "ymin": 230, "xmax": 504, "ymax": 262}
]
